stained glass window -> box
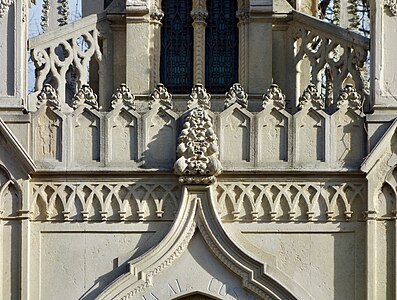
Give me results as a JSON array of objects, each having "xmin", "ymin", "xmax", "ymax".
[
  {"xmin": 160, "ymin": 0, "xmax": 194, "ymax": 93},
  {"xmin": 205, "ymin": 0, "xmax": 239, "ymax": 93}
]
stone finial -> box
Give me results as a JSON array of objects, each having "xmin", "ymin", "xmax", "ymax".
[
  {"xmin": 337, "ymin": 84, "xmax": 362, "ymax": 110},
  {"xmin": 174, "ymin": 107, "xmax": 222, "ymax": 184},
  {"xmin": 188, "ymin": 84, "xmax": 211, "ymax": 110},
  {"xmin": 37, "ymin": 84, "xmax": 60, "ymax": 110},
  {"xmin": 73, "ymin": 84, "xmax": 99, "ymax": 110},
  {"xmin": 111, "ymin": 83, "xmax": 136, "ymax": 109},
  {"xmin": 385, "ymin": 0, "xmax": 397, "ymax": 16},
  {"xmin": 299, "ymin": 84, "xmax": 324, "ymax": 110},
  {"xmin": 224, "ymin": 83, "xmax": 248, "ymax": 109},
  {"xmin": 149, "ymin": 83, "xmax": 173, "ymax": 110},
  {"xmin": 262, "ymin": 84, "xmax": 286, "ymax": 109}
]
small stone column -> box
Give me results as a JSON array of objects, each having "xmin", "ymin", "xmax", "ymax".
[
  {"xmin": 237, "ymin": 1, "xmax": 249, "ymax": 88},
  {"xmin": 191, "ymin": 0, "xmax": 208, "ymax": 85},
  {"xmin": 367, "ymin": 0, "xmax": 397, "ymax": 148},
  {"xmin": 125, "ymin": 1, "xmax": 151, "ymax": 94},
  {"xmin": 149, "ymin": 4, "xmax": 164, "ymax": 90}
]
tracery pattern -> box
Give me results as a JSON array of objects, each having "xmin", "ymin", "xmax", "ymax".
[
  {"xmin": 205, "ymin": 0, "xmax": 238, "ymax": 93},
  {"xmin": 160, "ymin": 0, "xmax": 193, "ymax": 93}
]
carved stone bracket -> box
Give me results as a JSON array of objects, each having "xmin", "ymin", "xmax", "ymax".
[
  {"xmin": 385, "ymin": 0, "xmax": 397, "ymax": 16},
  {"xmin": 174, "ymin": 107, "xmax": 222, "ymax": 184},
  {"xmin": 336, "ymin": 84, "xmax": 363, "ymax": 111},
  {"xmin": 224, "ymin": 83, "xmax": 248, "ymax": 109},
  {"xmin": 0, "ymin": 0, "xmax": 14, "ymax": 18},
  {"xmin": 299, "ymin": 84, "xmax": 324, "ymax": 110},
  {"xmin": 262, "ymin": 83, "xmax": 286, "ymax": 109},
  {"xmin": 72, "ymin": 84, "xmax": 100, "ymax": 110},
  {"xmin": 188, "ymin": 84, "xmax": 211, "ymax": 110},
  {"xmin": 111, "ymin": 83, "xmax": 136, "ymax": 110},
  {"xmin": 37, "ymin": 84, "xmax": 60, "ymax": 110},
  {"xmin": 149, "ymin": 83, "xmax": 173, "ymax": 110}
]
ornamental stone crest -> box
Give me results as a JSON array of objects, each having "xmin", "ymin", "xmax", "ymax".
[
  {"xmin": 37, "ymin": 84, "xmax": 60, "ymax": 110},
  {"xmin": 174, "ymin": 107, "xmax": 222, "ymax": 184},
  {"xmin": 224, "ymin": 83, "xmax": 248, "ymax": 109},
  {"xmin": 262, "ymin": 83, "xmax": 286, "ymax": 109},
  {"xmin": 188, "ymin": 84, "xmax": 211, "ymax": 110},
  {"xmin": 149, "ymin": 83, "xmax": 172, "ymax": 109},
  {"xmin": 299, "ymin": 84, "xmax": 324, "ymax": 109},
  {"xmin": 111, "ymin": 83, "xmax": 136, "ymax": 109},
  {"xmin": 337, "ymin": 84, "xmax": 362, "ymax": 110},
  {"xmin": 0, "ymin": 0, "xmax": 14, "ymax": 18},
  {"xmin": 385, "ymin": 0, "xmax": 397, "ymax": 16},
  {"xmin": 72, "ymin": 84, "xmax": 99, "ymax": 110}
]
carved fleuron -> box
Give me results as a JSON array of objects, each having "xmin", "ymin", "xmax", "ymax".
[
  {"xmin": 337, "ymin": 84, "xmax": 363, "ymax": 110},
  {"xmin": 73, "ymin": 84, "xmax": 100, "ymax": 110},
  {"xmin": 111, "ymin": 83, "xmax": 136, "ymax": 110},
  {"xmin": 37, "ymin": 84, "xmax": 60, "ymax": 110},
  {"xmin": 150, "ymin": 8, "xmax": 164, "ymax": 23},
  {"xmin": 0, "ymin": 0, "xmax": 13, "ymax": 18},
  {"xmin": 262, "ymin": 83, "xmax": 286, "ymax": 109},
  {"xmin": 299, "ymin": 84, "xmax": 324, "ymax": 110},
  {"xmin": 174, "ymin": 107, "xmax": 222, "ymax": 184},
  {"xmin": 149, "ymin": 83, "xmax": 173, "ymax": 109},
  {"xmin": 224, "ymin": 83, "xmax": 248, "ymax": 109},
  {"xmin": 385, "ymin": 0, "xmax": 397, "ymax": 16},
  {"xmin": 188, "ymin": 84, "xmax": 211, "ymax": 110}
]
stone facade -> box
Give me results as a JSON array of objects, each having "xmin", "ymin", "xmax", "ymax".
[{"xmin": 0, "ymin": 0, "xmax": 396, "ymax": 299}]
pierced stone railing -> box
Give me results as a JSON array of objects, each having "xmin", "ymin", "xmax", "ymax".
[
  {"xmin": 29, "ymin": 12, "xmax": 112, "ymax": 110},
  {"xmin": 287, "ymin": 11, "xmax": 370, "ymax": 109}
]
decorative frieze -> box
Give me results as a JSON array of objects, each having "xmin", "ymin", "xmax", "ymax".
[{"xmin": 174, "ymin": 107, "xmax": 222, "ymax": 184}]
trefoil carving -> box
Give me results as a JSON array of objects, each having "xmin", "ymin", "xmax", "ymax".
[
  {"xmin": 174, "ymin": 107, "xmax": 222, "ymax": 184},
  {"xmin": 262, "ymin": 83, "xmax": 286, "ymax": 109},
  {"xmin": 37, "ymin": 84, "xmax": 60, "ymax": 110},
  {"xmin": 111, "ymin": 83, "xmax": 136, "ymax": 110},
  {"xmin": 0, "ymin": 0, "xmax": 13, "ymax": 18},
  {"xmin": 188, "ymin": 84, "xmax": 211, "ymax": 110},
  {"xmin": 337, "ymin": 84, "xmax": 362, "ymax": 110},
  {"xmin": 73, "ymin": 84, "xmax": 100, "ymax": 110},
  {"xmin": 385, "ymin": 0, "xmax": 397, "ymax": 16},
  {"xmin": 149, "ymin": 83, "xmax": 173, "ymax": 110},
  {"xmin": 224, "ymin": 83, "xmax": 248, "ymax": 109},
  {"xmin": 299, "ymin": 84, "xmax": 324, "ymax": 110}
]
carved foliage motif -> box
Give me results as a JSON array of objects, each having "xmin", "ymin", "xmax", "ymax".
[
  {"xmin": 216, "ymin": 182, "xmax": 366, "ymax": 222},
  {"xmin": 30, "ymin": 182, "xmax": 180, "ymax": 221},
  {"xmin": 224, "ymin": 83, "xmax": 248, "ymax": 109},
  {"xmin": 149, "ymin": 83, "xmax": 173, "ymax": 110},
  {"xmin": 262, "ymin": 83, "xmax": 286, "ymax": 109},
  {"xmin": 174, "ymin": 107, "xmax": 222, "ymax": 184},
  {"xmin": 188, "ymin": 83, "xmax": 211, "ymax": 109},
  {"xmin": 0, "ymin": 0, "xmax": 13, "ymax": 18},
  {"xmin": 299, "ymin": 84, "xmax": 324, "ymax": 109},
  {"xmin": 336, "ymin": 84, "xmax": 363, "ymax": 111},
  {"xmin": 111, "ymin": 83, "xmax": 136, "ymax": 110},
  {"xmin": 37, "ymin": 84, "xmax": 60, "ymax": 110},
  {"xmin": 385, "ymin": 0, "xmax": 397, "ymax": 16},
  {"xmin": 73, "ymin": 84, "xmax": 99, "ymax": 110}
]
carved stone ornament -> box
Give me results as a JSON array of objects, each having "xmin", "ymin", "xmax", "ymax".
[
  {"xmin": 149, "ymin": 83, "xmax": 173, "ymax": 109},
  {"xmin": 59, "ymin": 0, "xmax": 69, "ymax": 26},
  {"xmin": 174, "ymin": 107, "xmax": 222, "ymax": 184},
  {"xmin": 150, "ymin": 8, "xmax": 164, "ymax": 22},
  {"xmin": 299, "ymin": 84, "xmax": 324, "ymax": 109},
  {"xmin": 72, "ymin": 84, "xmax": 99, "ymax": 110},
  {"xmin": 41, "ymin": 0, "xmax": 50, "ymax": 31},
  {"xmin": 188, "ymin": 83, "xmax": 211, "ymax": 110},
  {"xmin": 262, "ymin": 83, "xmax": 286, "ymax": 109},
  {"xmin": 0, "ymin": 0, "xmax": 13, "ymax": 18},
  {"xmin": 37, "ymin": 84, "xmax": 61, "ymax": 110},
  {"xmin": 337, "ymin": 84, "xmax": 362, "ymax": 110},
  {"xmin": 111, "ymin": 83, "xmax": 136, "ymax": 109},
  {"xmin": 224, "ymin": 83, "xmax": 248, "ymax": 109},
  {"xmin": 385, "ymin": 0, "xmax": 397, "ymax": 16}
]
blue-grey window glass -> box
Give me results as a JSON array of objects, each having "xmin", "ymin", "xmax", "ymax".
[
  {"xmin": 205, "ymin": 0, "xmax": 238, "ymax": 93},
  {"xmin": 160, "ymin": 0, "xmax": 193, "ymax": 93}
]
